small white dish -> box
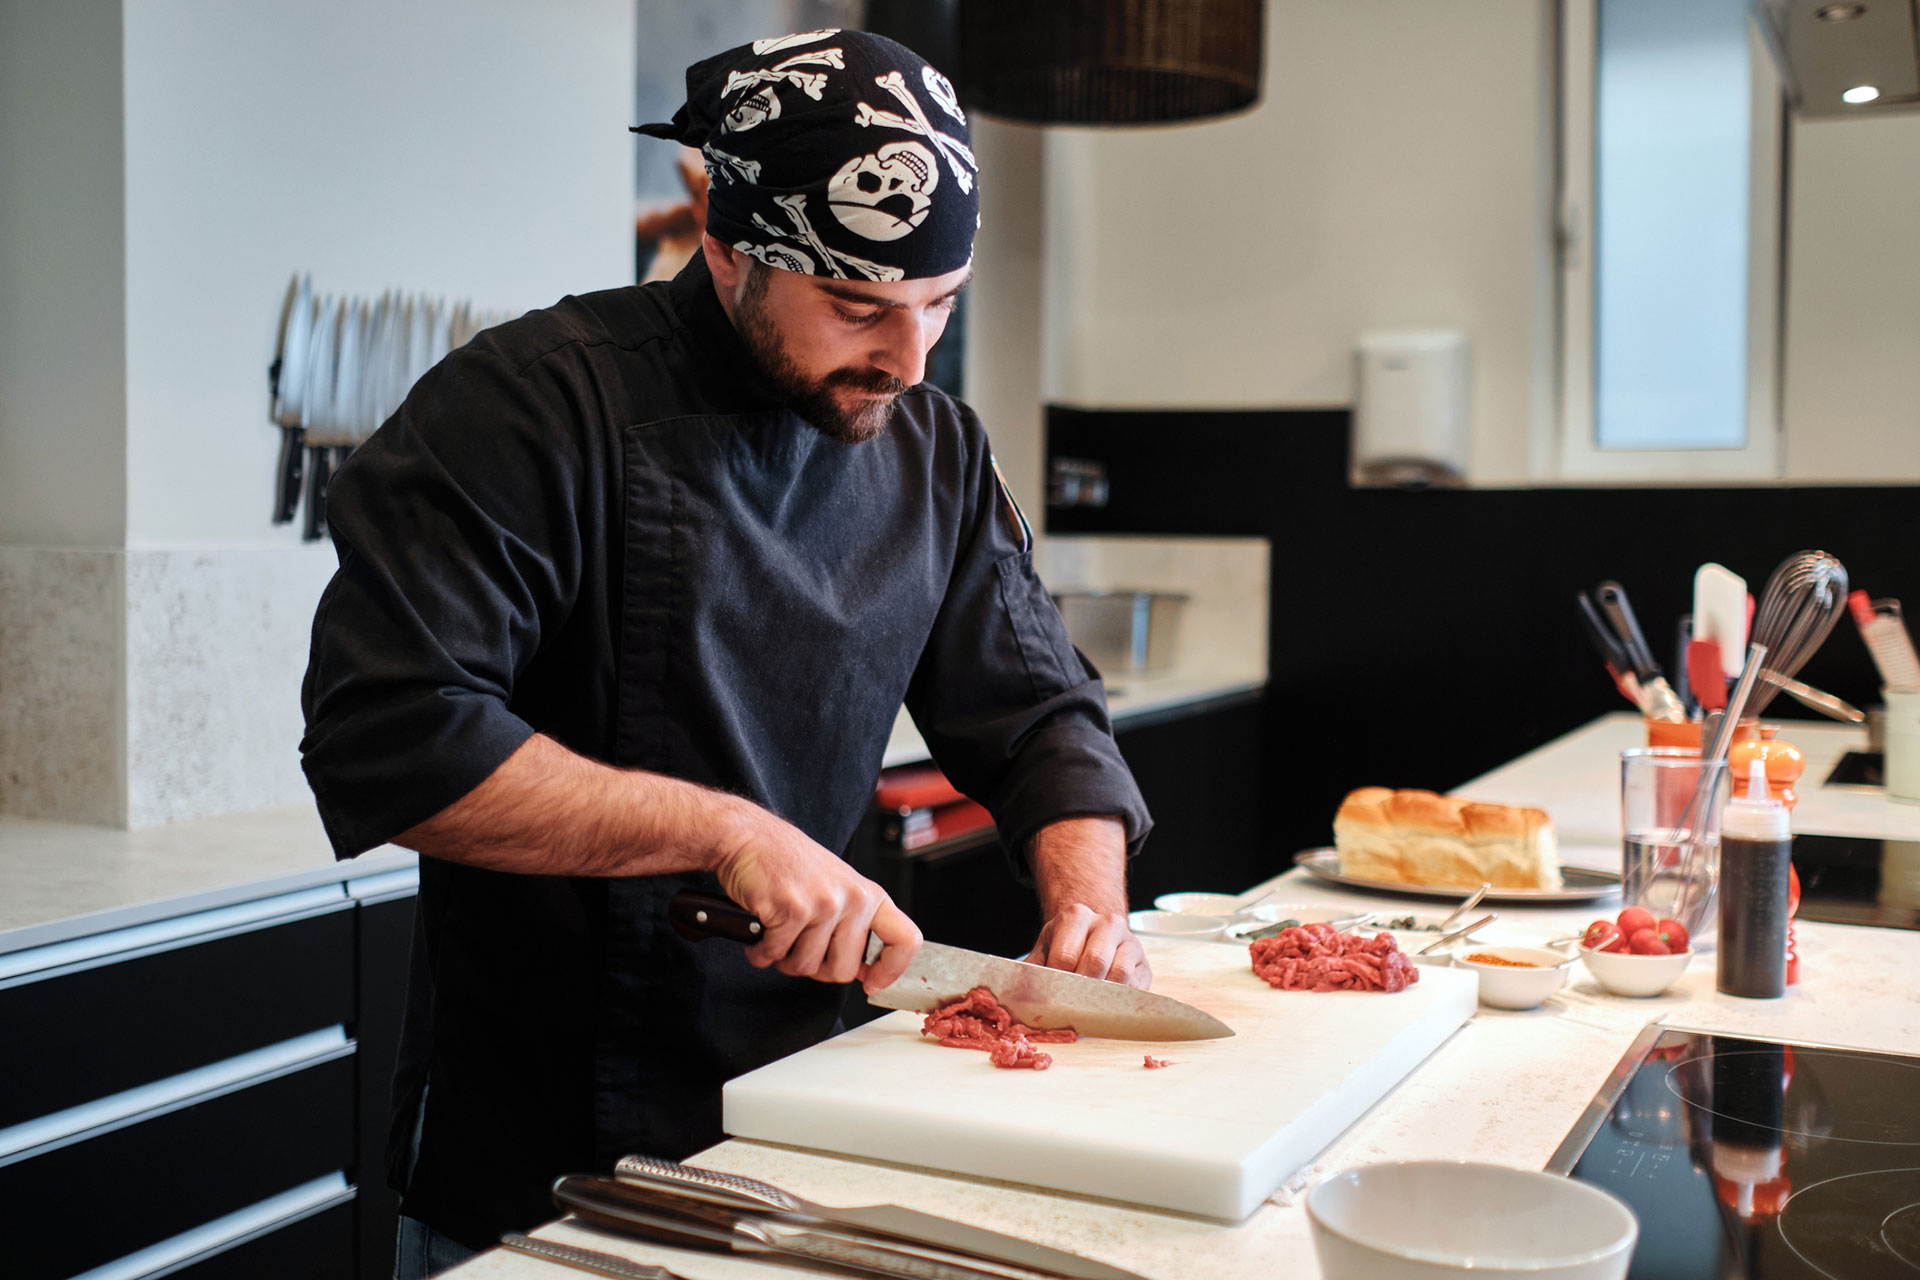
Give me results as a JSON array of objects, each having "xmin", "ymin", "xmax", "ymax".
[
  {"xmin": 1153, "ymin": 892, "xmax": 1251, "ymax": 916},
  {"xmin": 1581, "ymin": 945, "xmax": 1692, "ymax": 997},
  {"xmin": 1308, "ymin": 1161, "xmax": 1637, "ymax": 1279},
  {"xmin": 1450, "ymin": 945, "xmax": 1575, "ymax": 1010},
  {"xmin": 1127, "ymin": 910, "xmax": 1227, "ymax": 938}
]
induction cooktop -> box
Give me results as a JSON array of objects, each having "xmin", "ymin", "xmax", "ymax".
[
  {"xmin": 1550, "ymin": 1026, "xmax": 1920, "ymax": 1279},
  {"xmin": 1792, "ymin": 834, "xmax": 1920, "ymax": 932}
]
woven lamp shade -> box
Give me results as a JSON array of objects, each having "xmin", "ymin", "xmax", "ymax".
[{"xmin": 956, "ymin": 0, "xmax": 1264, "ymax": 124}]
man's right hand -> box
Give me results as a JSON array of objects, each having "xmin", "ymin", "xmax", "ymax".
[{"xmin": 709, "ymin": 801, "xmax": 922, "ymax": 991}]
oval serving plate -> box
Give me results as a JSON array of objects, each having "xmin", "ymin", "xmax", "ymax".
[{"xmin": 1291, "ymin": 848, "xmax": 1621, "ymax": 903}]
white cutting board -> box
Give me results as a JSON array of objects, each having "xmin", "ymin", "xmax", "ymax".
[{"xmin": 724, "ymin": 937, "xmax": 1477, "ymax": 1220}]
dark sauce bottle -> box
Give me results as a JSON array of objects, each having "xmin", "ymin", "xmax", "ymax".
[{"xmin": 1717, "ymin": 758, "xmax": 1792, "ymax": 998}]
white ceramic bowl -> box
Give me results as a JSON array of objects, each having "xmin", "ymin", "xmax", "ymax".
[
  {"xmin": 1451, "ymin": 946, "xmax": 1575, "ymax": 1010},
  {"xmin": 1307, "ymin": 1161, "xmax": 1638, "ymax": 1279},
  {"xmin": 1152, "ymin": 891, "xmax": 1251, "ymax": 916},
  {"xmin": 1581, "ymin": 945, "xmax": 1693, "ymax": 997},
  {"xmin": 1126, "ymin": 909, "xmax": 1227, "ymax": 938}
]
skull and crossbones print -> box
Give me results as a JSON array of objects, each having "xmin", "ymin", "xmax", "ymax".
[{"xmin": 853, "ymin": 71, "xmax": 977, "ymax": 194}]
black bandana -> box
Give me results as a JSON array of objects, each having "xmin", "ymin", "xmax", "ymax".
[{"xmin": 634, "ymin": 30, "xmax": 977, "ymax": 283}]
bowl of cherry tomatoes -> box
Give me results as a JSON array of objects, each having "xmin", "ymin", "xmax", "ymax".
[{"xmin": 1577, "ymin": 906, "xmax": 1693, "ymax": 997}]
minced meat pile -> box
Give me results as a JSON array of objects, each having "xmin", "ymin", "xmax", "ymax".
[
  {"xmin": 921, "ymin": 986, "xmax": 1078, "ymax": 1070},
  {"xmin": 1249, "ymin": 923, "xmax": 1420, "ymax": 993}
]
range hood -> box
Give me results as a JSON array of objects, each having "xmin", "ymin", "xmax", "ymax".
[{"xmin": 1754, "ymin": 0, "xmax": 1920, "ymax": 116}]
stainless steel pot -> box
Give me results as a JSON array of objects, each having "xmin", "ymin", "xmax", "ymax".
[{"xmin": 1053, "ymin": 590, "xmax": 1188, "ymax": 673}]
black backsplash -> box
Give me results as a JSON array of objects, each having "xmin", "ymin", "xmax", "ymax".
[{"xmin": 1046, "ymin": 405, "xmax": 1920, "ymax": 862}]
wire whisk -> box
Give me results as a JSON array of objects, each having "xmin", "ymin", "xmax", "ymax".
[{"xmin": 1749, "ymin": 550, "xmax": 1849, "ymax": 718}]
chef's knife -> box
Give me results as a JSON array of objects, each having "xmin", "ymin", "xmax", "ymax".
[
  {"xmin": 613, "ymin": 1156, "xmax": 1144, "ymax": 1280},
  {"xmin": 666, "ymin": 890, "xmax": 1232, "ymax": 1041},
  {"xmin": 553, "ymin": 1175, "xmax": 1085, "ymax": 1280}
]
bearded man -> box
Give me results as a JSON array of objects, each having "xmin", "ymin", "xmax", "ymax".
[{"xmin": 300, "ymin": 30, "xmax": 1151, "ymax": 1279}]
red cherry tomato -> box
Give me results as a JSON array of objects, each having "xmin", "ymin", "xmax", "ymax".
[
  {"xmin": 1629, "ymin": 928, "xmax": 1671, "ymax": 956},
  {"xmin": 1582, "ymin": 920, "xmax": 1619, "ymax": 950},
  {"xmin": 1654, "ymin": 918, "xmax": 1690, "ymax": 952},
  {"xmin": 1617, "ymin": 906, "xmax": 1656, "ymax": 936}
]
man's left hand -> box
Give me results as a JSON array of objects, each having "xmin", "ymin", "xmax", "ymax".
[
  {"xmin": 1024, "ymin": 815, "xmax": 1152, "ymax": 990},
  {"xmin": 1026, "ymin": 903, "xmax": 1150, "ymax": 988}
]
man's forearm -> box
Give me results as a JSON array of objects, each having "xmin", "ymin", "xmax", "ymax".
[
  {"xmin": 394, "ymin": 733, "xmax": 749, "ymax": 877},
  {"xmin": 1030, "ymin": 816, "xmax": 1130, "ymax": 917}
]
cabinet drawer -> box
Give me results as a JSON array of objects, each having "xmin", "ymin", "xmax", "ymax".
[
  {"xmin": 0, "ymin": 907, "xmax": 353, "ymax": 1129},
  {"xmin": 3, "ymin": 1054, "xmax": 354, "ymax": 1280},
  {"xmin": 168, "ymin": 1200, "xmax": 354, "ymax": 1280}
]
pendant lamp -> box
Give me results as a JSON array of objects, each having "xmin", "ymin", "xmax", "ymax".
[{"xmin": 956, "ymin": 0, "xmax": 1264, "ymax": 124}]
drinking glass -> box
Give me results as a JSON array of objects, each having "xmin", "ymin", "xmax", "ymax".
[{"xmin": 1620, "ymin": 748, "xmax": 1729, "ymax": 935}]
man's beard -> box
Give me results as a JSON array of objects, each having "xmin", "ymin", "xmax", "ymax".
[{"xmin": 735, "ymin": 265, "xmax": 908, "ymax": 444}]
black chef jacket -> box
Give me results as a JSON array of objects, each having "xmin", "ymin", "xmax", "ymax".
[{"xmin": 299, "ymin": 252, "xmax": 1151, "ymax": 1250}]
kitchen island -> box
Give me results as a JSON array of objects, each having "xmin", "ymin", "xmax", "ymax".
[{"xmin": 447, "ymin": 712, "xmax": 1920, "ymax": 1279}]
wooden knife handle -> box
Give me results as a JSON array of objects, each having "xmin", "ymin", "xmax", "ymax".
[{"xmin": 667, "ymin": 890, "xmax": 764, "ymax": 945}]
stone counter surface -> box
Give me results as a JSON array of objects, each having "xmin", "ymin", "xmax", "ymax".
[{"xmin": 0, "ymin": 802, "xmax": 415, "ymax": 956}]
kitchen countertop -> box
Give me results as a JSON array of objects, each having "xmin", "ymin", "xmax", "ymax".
[
  {"xmin": 447, "ymin": 713, "xmax": 1920, "ymax": 1280},
  {"xmin": 1459, "ymin": 711, "xmax": 1919, "ymax": 845},
  {"xmin": 0, "ymin": 803, "xmax": 415, "ymax": 957}
]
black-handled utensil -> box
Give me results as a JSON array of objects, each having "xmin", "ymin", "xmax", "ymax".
[
  {"xmin": 1673, "ymin": 613, "xmax": 1698, "ymax": 717},
  {"xmin": 1594, "ymin": 581, "xmax": 1660, "ymax": 679},
  {"xmin": 667, "ymin": 890, "xmax": 764, "ymax": 944}
]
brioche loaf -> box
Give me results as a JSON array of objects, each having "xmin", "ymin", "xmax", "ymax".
[{"xmin": 1333, "ymin": 788, "xmax": 1561, "ymax": 890}]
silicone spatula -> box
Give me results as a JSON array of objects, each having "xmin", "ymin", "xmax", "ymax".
[
  {"xmin": 1688, "ymin": 638, "xmax": 1728, "ymax": 711},
  {"xmin": 1694, "ymin": 563, "xmax": 1748, "ymax": 680}
]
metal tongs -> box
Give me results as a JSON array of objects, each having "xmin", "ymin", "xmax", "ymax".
[{"xmin": 552, "ymin": 1174, "xmax": 1142, "ymax": 1280}]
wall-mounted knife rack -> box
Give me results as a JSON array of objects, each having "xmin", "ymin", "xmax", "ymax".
[{"xmin": 267, "ymin": 274, "xmax": 517, "ymax": 540}]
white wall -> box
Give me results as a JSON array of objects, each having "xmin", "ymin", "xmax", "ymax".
[
  {"xmin": 0, "ymin": 0, "xmax": 127, "ymax": 547},
  {"xmin": 963, "ymin": 117, "xmax": 1049, "ymax": 519},
  {"xmin": 121, "ymin": 0, "xmax": 637, "ymax": 546},
  {"xmin": 1039, "ymin": 0, "xmax": 1556, "ymax": 486},
  {"xmin": 1781, "ymin": 112, "xmax": 1920, "ymax": 482},
  {"xmin": 0, "ymin": 0, "xmax": 637, "ymax": 826}
]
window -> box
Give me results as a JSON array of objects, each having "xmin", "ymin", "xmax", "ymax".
[{"xmin": 1556, "ymin": 0, "xmax": 1784, "ymax": 479}]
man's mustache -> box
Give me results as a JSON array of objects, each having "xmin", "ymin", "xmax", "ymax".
[{"xmin": 823, "ymin": 368, "xmax": 911, "ymax": 396}]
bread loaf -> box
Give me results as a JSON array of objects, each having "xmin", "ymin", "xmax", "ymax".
[{"xmin": 1333, "ymin": 788, "xmax": 1560, "ymax": 890}]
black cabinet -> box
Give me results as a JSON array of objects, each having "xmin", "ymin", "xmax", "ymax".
[
  {"xmin": 0, "ymin": 909, "xmax": 354, "ymax": 1130},
  {"xmin": 0, "ymin": 872, "xmax": 417, "ymax": 1280},
  {"xmin": 6, "ymin": 1057, "xmax": 355, "ymax": 1280}
]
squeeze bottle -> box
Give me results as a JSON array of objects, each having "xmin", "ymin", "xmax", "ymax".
[{"xmin": 1717, "ymin": 757, "xmax": 1793, "ymax": 998}]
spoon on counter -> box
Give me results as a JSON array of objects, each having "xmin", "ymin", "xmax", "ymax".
[
  {"xmin": 1434, "ymin": 883, "xmax": 1492, "ymax": 936},
  {"xmin": 1417, "ymin": 913, "xmax": 1500, "ymax": 956}
]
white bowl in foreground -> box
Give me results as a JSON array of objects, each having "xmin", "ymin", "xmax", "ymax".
[
  {"xmin": 1451, "ymin": 946, "xmax": 1575, "ymax": 1010},
  {"xmin": 1152, "ymin": 891, "xmax": 1250, "ymax": 915},
  {"xmin": 1126, "ymin": 910, "xmax": 1226, "ymax": 938},
  {"xmin": 1581, "ymin": 945, "xmax": 1692, "ymax": 997},
  {"xmin": 1308, "ymin": 1161, "xmax": 1637, "ymax": 1280}
]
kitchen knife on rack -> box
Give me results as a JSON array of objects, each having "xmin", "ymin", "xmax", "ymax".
[
  {"xmin": 667, "ymin": 890, "xmax": 1232, "ymax": 1040},
  {"xmin": 613, "ymin": 1157, "xmax": 1144, "ymax": 1280},
  {"xmin": 553, "ymin": 1174, "xmax": 1107, "ymax": 1280}
]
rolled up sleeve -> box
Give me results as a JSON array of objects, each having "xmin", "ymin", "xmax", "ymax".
[
  {"xmin": 903, "ymin": 418, "xmax": 1151, "ymax": 879},
  {"xmin": 299, "ymin": 344, "xmax": 586, "ymax": 859}
]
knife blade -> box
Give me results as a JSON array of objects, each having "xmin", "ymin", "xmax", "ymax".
[
  {"xmin": 553, "ymin": 1175, "xmax": 1085, "ymax": 1280},
  {"xmin": 613, "ymin": 1156, "xmax": 1146, "ymax": 1280},
  {"xmin": 666, "ymin": 890, "xmax": 1232, "ymax": 1041}
]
